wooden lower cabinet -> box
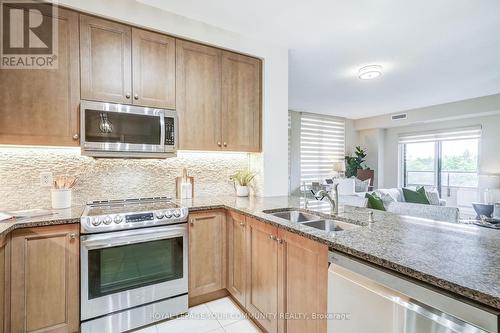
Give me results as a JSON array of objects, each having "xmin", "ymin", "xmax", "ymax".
[
  {"xmin": 10, "ymin": 224, "xmax": 79, "ymax": 333},
  {"xmin": 245, "ymin": 218, "xmax": 280, "ymax": 333},
  {"xmin": 0, "ymin": 235, "xmax": 9, "ymax": 333},
  {"xmin": 226, "ymin": 211, "xmax": 248, "ymax": 306},
  {"xmin": 278, "ymin": 229, "xmax": 328, "ymax": 333},
  {"xmin": 227, "ymin": 216, "xmax": 328, "ymax": 333},
  {"xmin": 188, "ymin": 211, "xmax": 226, "ymax": 301}
]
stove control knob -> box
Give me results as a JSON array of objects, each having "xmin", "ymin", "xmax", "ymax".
[
  {"xmin": 173, "ymin": 209, "xmax": 181, "ymax": 218},
  {"xmin": 103, "ymin": 216, "xmax": 112, "ymax": 225},
  {"xmin": 91, "ymin": 217, "xmax": 101, "ymax": 226},
  {"xmin": 114, "ymin": 215, "xmax": 123, "ymax": 224},
  {"xmin": 156, "ymin": 212, "xmax": 164, "ymax": 219},
  {"xmin": 164, "ymin": 210, "xmax": 173, "ymax": 218}
]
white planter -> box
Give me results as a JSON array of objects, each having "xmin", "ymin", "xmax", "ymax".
[
  {"xmin": 51, "ymin": 189, "xmax": 72, "ymax": 209},
  {"xmin": 236, "ymin": 185, "xmax": 249, "ymax": 197}
]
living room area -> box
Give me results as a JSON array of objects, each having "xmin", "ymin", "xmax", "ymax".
[{"xmin": 288, "ymin": 93, "xmax": 500, "ymax": 225}]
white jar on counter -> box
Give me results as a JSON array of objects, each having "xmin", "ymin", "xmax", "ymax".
[{"xmin": 51, "ymin": 189, "xmax": 72, "ymax": 209}]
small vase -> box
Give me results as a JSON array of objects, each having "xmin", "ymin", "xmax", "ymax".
[
  {"xmin": 236, "ymin": 185, "xmax": 249, "ymax": 197},
  {"xmin": 51, "ymin": 189, "xmax": 72, "ymax": 209}
]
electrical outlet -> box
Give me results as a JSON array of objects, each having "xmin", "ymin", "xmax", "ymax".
[{"xmin": 40, "ymin": 172, "xmax": 53, "ymax": 187}]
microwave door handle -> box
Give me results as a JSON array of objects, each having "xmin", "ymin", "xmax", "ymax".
[{"xmin": 159, "ymin": 112, "xmax": 166, "ymax": 149}]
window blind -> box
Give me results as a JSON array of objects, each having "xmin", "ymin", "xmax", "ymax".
[
  {"xmin": 300, "ymin": 113, "xmax": 345, "ymax": 185},
  {"xmin": 398, "ymin": 126, "xmax": 482, "ymax": 144}
]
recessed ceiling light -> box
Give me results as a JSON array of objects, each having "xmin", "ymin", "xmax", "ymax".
[{"xmin": 358, "ymin": 65, "xmax": 383, "ymax": 80}]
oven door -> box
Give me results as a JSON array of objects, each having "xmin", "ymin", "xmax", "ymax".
[
  {"xmin": 80, "ymin": 100, "xmax": 167, "ymax": 155},
  {"xmin": 80, "ymin": 225, "xmax": 188, "ymax": 321}
]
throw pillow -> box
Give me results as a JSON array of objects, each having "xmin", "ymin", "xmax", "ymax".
[
  {"xmin": 365, "ymin": 192, "xmax": 386, "ymax": 211},
  {"xmin": 402, "ymin": 186, "xmax": 430, "ymax": 205},
  {"xmin": 425, "ymin": 188, "xmax": 441, "ymax": 205},
  {"xmin": 377, "ymin": 192, "xmax": 396, "ymax": 209}
]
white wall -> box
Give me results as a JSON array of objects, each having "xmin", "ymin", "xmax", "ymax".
[
  {"xmin": 355, "ymin": 93, "xmax": 500, "ymax": 131},
  {"xmin": 57, "ymin": 0, "xmax": 289, "ymax": 196},
  {"xmin": 356, "ymin": 129, "xmax": 385, "ymax": 188},
  {"xmin": 354, "ymin": 94, "xmax": 500, "ymax": 189},
  {"xmin": 382, "ymin": 114, "xmax": 500, "ymax": 188}
]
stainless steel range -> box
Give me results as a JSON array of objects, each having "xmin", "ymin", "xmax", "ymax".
[{"xmin": 80, "ymin": 197, "xmax": 189, "ymax": 333}]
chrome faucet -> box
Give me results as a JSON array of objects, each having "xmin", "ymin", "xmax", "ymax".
[{"xmin": 311, "ymin": 183, "xmax": 339, "ymax": 215}]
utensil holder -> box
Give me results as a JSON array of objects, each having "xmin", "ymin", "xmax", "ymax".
[{"xmin": 51, "ymin": 189, "xmax": 72, "ymax": 209}]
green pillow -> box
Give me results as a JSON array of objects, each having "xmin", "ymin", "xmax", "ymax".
[
  {"xmin": 365, "ymin": 192, "xmax": 386, "ymax": 211},
  {"xmin": 402, "ymin": 187, "xmax": 430, "ymax": 205}
]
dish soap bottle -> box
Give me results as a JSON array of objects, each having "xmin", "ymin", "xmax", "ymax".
[{"xmin": 180, "ymin": 168, "xmax": 192, "ymax": 199}]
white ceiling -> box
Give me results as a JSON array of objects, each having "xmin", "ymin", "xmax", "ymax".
[{"xmin": 138, "ymin": 0, "xmax": 500, "ymax": 119}]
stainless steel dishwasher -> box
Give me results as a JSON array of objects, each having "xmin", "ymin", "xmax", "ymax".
[{"xmin": 328, "ymin": 251, "xmax": 499, "ymax": 333}]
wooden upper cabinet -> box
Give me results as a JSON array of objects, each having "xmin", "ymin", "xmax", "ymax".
[
  {"xmin": 176, "ymin": 40, "xmax": 222, "ymax": 150},
  {"xmin": 246, "ymin": 218, "xmax": 279, "ymax": 333},
  {"xmin": 222, "ymin": 51, "xmax": 261, "ymax": 152},
  {"xmin": 227, "ymin": 211, "xmax": 248, "ymax": 306},
  {"xmin": 0, "ymin": 6, "xmax": 80, "ymax": 146},
  {"xmin": 132, "ymin": 29, "xmax": 175, "ymax": 108},
  {"xmin": 278, "ymin": 229, "xmax": 328, "ymax": 333},
  {"xmin": 80, "ymin": 14, "xmax": 132, "ymax": 104},
  {"xmin": 188, "ymin": 211, "xmax": 226, "ymax": 300},
  {"xmin": 10, "ymin": 225, "xmax": 79, "ymax": 333}
]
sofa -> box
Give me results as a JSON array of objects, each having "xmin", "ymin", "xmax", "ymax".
[{"xmin": 340, "ymin": 187, "xmax": 460, "ymax": 223}]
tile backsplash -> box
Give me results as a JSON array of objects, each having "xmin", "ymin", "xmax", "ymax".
[{"xmin": 0, "ymin": 147, "xmax": 253, "ymax": 210}]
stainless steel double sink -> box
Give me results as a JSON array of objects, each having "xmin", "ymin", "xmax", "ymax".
[{"xmin": 266, "ymin": 210, "xmax": 360, "ymax": 232}]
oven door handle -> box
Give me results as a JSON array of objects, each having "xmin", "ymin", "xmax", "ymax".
[{"xmin": 81, "ymin": 226, "xmax": 186, "ymax": 250}]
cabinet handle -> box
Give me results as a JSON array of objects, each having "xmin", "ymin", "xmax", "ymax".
[
  {"xmin": 125, "ymin": 93, "xmax": 131, "ymax": 99},
  {"xmin": 134, "ymin": 94, "xmax": 139, "ymax": 100},
  {"xmin": 269, "ymin": 234, "xmax": 277, "ymax": 241},
  {"xmin": 72, "ymin": 134, "xmax": 79, "ymax": 140},
  {"xmin": 277, "ymin": 238, "xmax": 285, "ymax": 244},
  {"xmin": 69, "ymin": 233, "xmax": 77, "ymax": 240},
  {"xmin": 190, "ymin": 219, "xmax": 194, "ymax": 225},
  {"xmin": 223, "ymin": 142, "xmax": 227, "ymax": 147},
  {"xmin": 217, "ymin": 141, "xmax": 222, "ymax": 147},
  {"xmin": 239, "ymin": 222, "xmax": 245, "ymax": 227}
]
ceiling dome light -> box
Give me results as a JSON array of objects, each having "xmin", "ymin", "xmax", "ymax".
[{"xmin": 358, "ymin": 65, "xmax": 383, "ymax": 80}]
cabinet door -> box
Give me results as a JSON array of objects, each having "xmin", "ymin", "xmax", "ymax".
[
  {"xmin": 176, "ymin": 40, "xmax": 222, "ymax": 150},
  {"xmin": 278, "ymin": 229, "xmax": 328, "ymax": 333},
  {"xmin": 246, "ymin": 218, "xmax": 279, "ymax": 333},
  {"xmin": 10, "ymin": 225, "xmax": 79, "ymax": 333},
  {"xmin": 227, "ymin": 211, "xmax": 248, "ymax": 306},
  {"xmin": 0, "ymin": 236, "xmax": 7, "ymax": 333},
  {"xmin": 0, "ymin": 6, "xmax": 80, "ymax": 146},
  {"xmin": 221, "ymin": 51, "xmax": 261, "ymax": 152},
  {"xmin": 189, "ymin": 211, "xmax": 226, "ymax": 298},
  {"xmin": 132, "ymin": 28, "xmax": 175, "ymax": 108},
  {"xmin": 80, "ymin": 15, "xmax": 132, "ymax": 103}
]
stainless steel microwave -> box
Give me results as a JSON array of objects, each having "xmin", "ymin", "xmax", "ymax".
[{"xmin": 80, "ymin": 100, "xmax": 177, "ymax": 158}]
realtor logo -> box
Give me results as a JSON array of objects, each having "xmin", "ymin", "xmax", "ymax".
[{"xmin": 1, "ymin": 0, "xmax": 58, "ymax": 69}]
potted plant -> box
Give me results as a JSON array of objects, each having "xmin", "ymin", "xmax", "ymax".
[
  {"xmin": 230, "ymin": 170, "xmax": 257, "ymax": 197},
  {"xmin": 344, "ymin": 146, "xmax": 372, "ymax": 180}
]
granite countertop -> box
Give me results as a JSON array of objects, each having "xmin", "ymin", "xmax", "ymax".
[
  {"xmin": 0, "ymin": 205, "xmax": 83, "ymax": 240},
  {"xmin": 179, "ymin": 196, "xmax": 500, "ymax": 311},
  {"xmin": 1, "ymin": 195, "xmax": 499, "ymax": 311}
]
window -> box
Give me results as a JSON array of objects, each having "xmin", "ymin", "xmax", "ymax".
[
  {"xmin": 404, "ymin": 142, "xmax": 436, "ymax": 186},
  {"xmin": 400, "ymin": 127, "xmax": 481, "ymax": 211},
  {"xmin": 288, "ymin": 111, "xmax": 345, "ymax": 194}
]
